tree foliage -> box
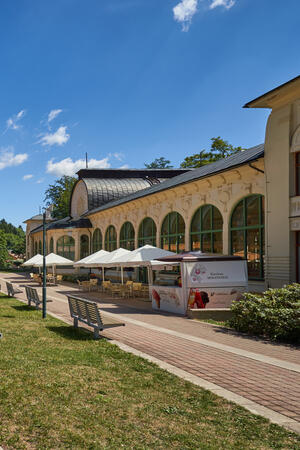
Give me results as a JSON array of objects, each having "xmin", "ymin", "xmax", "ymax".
[
  {"xmin": 144, "ymin": 157, "xmax": 173, "ymax": 169},
  {"xmin": 0, "ymin": 230, "xmax": 8, "ymax": 266},
  {"xmin": 44, "ymin": 176, "xmax": 77, "ymax": 219},
  {"xmin": 180, "ymin": 137, "xmax": 245, "ymax": 168},
  {"xmin": 0, "ymin": 219, "xmax": 25, "ymax": 256}
]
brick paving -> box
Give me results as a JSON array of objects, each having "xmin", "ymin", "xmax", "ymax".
[{"xmin": 1, "ymin": 272, "xmax": 300, "ymax": 426}]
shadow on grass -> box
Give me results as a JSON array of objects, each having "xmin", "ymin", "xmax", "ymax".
[
  {"xmin": 11, "ymin": 305, "xmax": 36, "ymax": 312},
  {"xmin": 46, "ymin": 325, "xmax": 96, "ymax": 341},
  {"xmin": 0, "ymin": 295, "xmax": 11, "ymax": 299}
]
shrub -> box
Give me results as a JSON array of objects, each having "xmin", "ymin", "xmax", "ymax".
[
  {"xmin": 229, "ymin": 284, "xmax": 300, "ymax": 343},
  {"xmin": 62, "ymin": 274, "xmax": 90, "ymax": 283}
]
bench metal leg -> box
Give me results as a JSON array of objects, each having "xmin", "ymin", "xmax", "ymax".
[
  {"xmin": 93, "ymin": 328, "xmax": 100, "ymax": 340},
  {"xmin": 74, "ymin": 317, "xmax": 78, "ymax": 328}
]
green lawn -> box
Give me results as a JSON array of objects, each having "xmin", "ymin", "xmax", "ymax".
[
  {"xmin": 194, "ymin": 318, "xmax": 228, "ymax": 326},
  {"xmin": 0, "ymin": 294, "xmax": 299, "ymax": 449}
]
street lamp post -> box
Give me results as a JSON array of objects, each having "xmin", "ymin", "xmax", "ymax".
[{"xmin": 42, "ymin": 212, "xmax": 47, "ymax": 319}]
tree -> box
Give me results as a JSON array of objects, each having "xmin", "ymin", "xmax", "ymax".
[
  {"xmin": 0, "ymin": 230, "xmax": 8, "ymax": 267},
  {"xmin": 44, "ymin": 176, "xmax": 77, "ymax": 219},
  {"xmin": 180, "ymin": 150, "xmax": 213, "ymax": 169},
  {"xmin": 144, "ymin": 157, "xmax": 173, "ymax": 169},
  {"xmin": 180, "ymin": 137, "xmax": 245, "ymax": 168},
  {"xmin": 0, "ymin": 219, "xmax": 26, "ymax": 256}
]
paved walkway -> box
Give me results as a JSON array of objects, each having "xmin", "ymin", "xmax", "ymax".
[{"xmin": 1, "ymin": 272, "xmax": 300, "ymax": 434}]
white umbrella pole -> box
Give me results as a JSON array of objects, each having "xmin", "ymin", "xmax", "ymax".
[
  {"xmin": 121, "ymin": 267, "xmax": 124, "ymax": 285},
  {"xmin": 102, "ymin": 266, "xmax": 105, "ymax": 282}
]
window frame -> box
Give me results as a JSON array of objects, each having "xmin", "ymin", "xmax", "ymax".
[
  {"xmin": 190, "ymin": 204, "xmax": 223, "ymax": 253},
  {"xmin": 230, "ymin": 195, "xmax": 265, "ymax": 280},
  {"xmin": 296, "ymin": 152, "xmax": 300, "ymax": 196},
  {"xmin": 80, "ymin": 234, "xmax": 90, "ymax": 259},
  {"xmin": 119, "ymin": 222, "xmax": 135, "ymax": 250},
  {"xmin": 92, "ymin": 228, "xmax": 102, "ymax": 252},
  {"xmin": 138, "ymin": 217, "xmax": 157, "ymax": 247},
  {"xmin": 160, "ymin": 212, "xmax": 185, "ymax": 253},
  {"xmin": 105, "ymin": 225, "xmax": 117, "ymax": 251},
  {"xmin": 56, "ymin": 235, "xmax": 75, "ymax": 261},
  {"xmin": 49, "ymin": 237, "xmax": 54, "ymax": 253}
]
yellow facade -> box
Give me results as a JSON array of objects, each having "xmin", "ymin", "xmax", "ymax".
[{"xmin": 26, "ymin": 75, "xmax": 300, "ymax": 290}]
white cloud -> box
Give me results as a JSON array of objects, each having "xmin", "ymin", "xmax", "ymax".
[
  {"xmin": 173, "ymin": 0, "xmax": 236, "ymax": 30},
  {"xmin": 209, "ymin": 0, "xmax": 235, "ymax": 9},
  {"xmin": 0, "ymin": 148, "xmax": 28, "ymax": 170},
  {"xmin": 47, "ymin": 157, "xmax": 111, "ymax": 176},
  {"xmin": 119, "ymin": 164, "xmax": 130, "ymax": 169},
  {"xmin": 113, "ymin": 152, "xmax": 124, "ymax": 161},
  {"xmin": 6, "ymin": 110, "xmax": 26, "ymax": 131},
  {"xmin": 23, "ymin": 174, "xmax": 33, "ymax": 181},
  {"xmin": 36, "ymin": 178, "xmax": 44, "ymax": 184},
  {"xmin": 39, "ymin": 126, "xmax": 70, "ymax": 146},
  {"xmin": 173, "ymin": 0, "xmax": 198, "ymax": 31},
  {"xmin": 48, "ymin": 109, "xmax": 62, "ymax": 123}
]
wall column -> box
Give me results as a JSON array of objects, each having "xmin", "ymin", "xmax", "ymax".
[
  {"xmin": 185, "ymin": 227, "xmax": 190, "ymax": 252},
  {"xmin": 222, "ymin": 212, "xmax": 229, "ymax": 255},
  {"xmin": 74, "ymin": 231, "xmax": 80, "ymax": 262}
]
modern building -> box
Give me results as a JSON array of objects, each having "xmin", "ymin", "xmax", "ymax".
[{"xmin": 25, "ymin": 75, "xmax": 300, "ymax": 291}]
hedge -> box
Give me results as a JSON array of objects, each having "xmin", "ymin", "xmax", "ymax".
[{"xmin": 229, "ymin": 283, "xmax": 300, "ymax": 343}]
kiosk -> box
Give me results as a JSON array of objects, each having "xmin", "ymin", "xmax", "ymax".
[{"xmin": 150, "ymin": 252, "xmax": 248, "ymax": 315}]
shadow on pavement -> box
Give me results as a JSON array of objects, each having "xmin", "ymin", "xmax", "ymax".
[{"xmin": 214, "ymin": 325, "xmax": 300, "ymax": 349}]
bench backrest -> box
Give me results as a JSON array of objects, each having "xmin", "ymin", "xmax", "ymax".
[
  {"xmin": 25, "ymin": 286, "xmax": 40, "ymax": 304},
  {"xmin": 67, "ymin": 296, "xmax": 104, "ymax": 329}
]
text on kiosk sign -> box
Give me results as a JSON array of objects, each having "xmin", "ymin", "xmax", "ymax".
[{"xmin": 184, "ymin": 261, "xmax": 248, "ymax": 287}]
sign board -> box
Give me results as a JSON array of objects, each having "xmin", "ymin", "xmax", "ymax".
[
  {"xmin": 183, "ymin": 260, "xmax": 248, "ymax": 288},
  {"xmin": 150, "ymin": 286, "xmax": 185, "ymax": 314},
  {"xmin": 186, "ymin": 287, "xmax": 244, "ymax": 310}
]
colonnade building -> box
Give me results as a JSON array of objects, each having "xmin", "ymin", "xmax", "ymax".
[{"xmin": 24, "ymin": 75, "xmax": 300, "ymax": 291}]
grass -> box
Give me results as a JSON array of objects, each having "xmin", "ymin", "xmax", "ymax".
[
  {"xmin": 194, "ymin": 318, "xmax": 228, "ymax": 326},
  {"xmin": 0, "ymin": 294, "xmax": 299, "ymax": 449}
]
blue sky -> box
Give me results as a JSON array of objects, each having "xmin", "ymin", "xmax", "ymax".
[{"xmin": 1, "ymin": 0, "xmax": 299, "ymax": 227}]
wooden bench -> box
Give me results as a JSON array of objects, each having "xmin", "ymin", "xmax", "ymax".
[
  {"xmin": 67, "ymin": 295, "xmax": 125, "ymax": 339},
  {"xmin": 6, "ymin": 282, "xmax": 22, "ymax": 297},
  {"xmin": 25, "ymin": 286, "xmax": 52, "ymax": 309}
]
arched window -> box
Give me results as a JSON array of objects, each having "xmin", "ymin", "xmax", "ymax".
[
  {"xmin": 230, "ymin": 195, "xmax": 265, "ymax": 279},
  {"xmin": 120, "ymin": 222, "xmax": 135, "ymax": 250},
  {"xmin": 190, "ymin": 205, "xmax": 223, "ymax": 253},
  {"xmin": 138, "ymin": 217, "xmax": 157, "ymax": 247},
  {"xmin": 105, "ymin": 225, "xmax": 117, "ymax": 251},
  {"xmin": 92, "ymin": 228, "xmax": 102, "ymax": 252},
  {"xmin": 49, "ymin": 237, "xmax": 54, "ymax": 253},
  {"xmin": 56, "ymin": 235, "xmax": 75, "ymax": 261},
  {"xmin": 161, "ymin": 212, "xmax": 185, "ymax": 253},
  {"xmin": 34, "ymin": 241, "xmax": 38, "ymax": 255},
  {"xmin": 38, "ymin": 240, "xmax": 42, "ymax": 255},
  {"xmin": 80, "ymin": 235, "xmax": 90, "ymax": 259}
]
